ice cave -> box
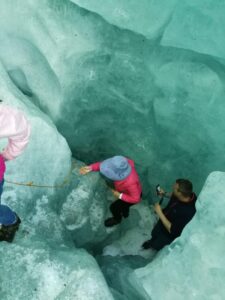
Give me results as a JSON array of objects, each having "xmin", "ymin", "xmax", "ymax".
[{"xmin": 0, "ymin": 1, "xmax": 225, "ymax": 299}]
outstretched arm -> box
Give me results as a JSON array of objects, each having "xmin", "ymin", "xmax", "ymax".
[
  {"xmin": 79, "ymin": 162, "xmax": 101, "ymax": 175},
  {"xmin": 79, "ymin": 166, "xmax": 92, "ymax": 175}
]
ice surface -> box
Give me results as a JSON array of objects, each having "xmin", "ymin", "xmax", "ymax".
[
  {"xmin": 59, "ymin": 164, "xmax": 109, "ymax": 247},
  {"xmin": 161, "ymin": 1, "xmax": 225, "ymax": 59},
  {"xmin": 71, "ymin": 0, "xmax": 225, "ymax": 60},
  {"xmin": 0, "ymin": 242, "xmax": 113, "ymax": 300},
  {"xmin": 1, "ymin": 1, "xmax": 225, "ymax": 195},
  {"xmin": 0, "ymin": 0, "xmax": 225, "ymax": 299},
  {"xmin": 70, "ymin": 0, "xmax": 179, "ymax": 39}
]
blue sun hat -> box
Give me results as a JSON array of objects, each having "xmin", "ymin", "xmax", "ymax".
[
  {"xmin": 0, "ymin": 204, "xmax": 16, "ymax": 226},
  {"xmin": 100, "ymin": 156, "xmax": 132, "ymax": 181}
]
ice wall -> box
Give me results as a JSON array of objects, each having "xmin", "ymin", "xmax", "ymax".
[
  {"xmin": 0, "ymin": 0, "xmax": 225, "ymax": 299},
  {"xmin": 70, "ymin": 0, "xmax": 179, "ymax": 39},
  {"xmin": 1, "ymin": 0, "xmax": 225, "ymax": 196},
  {"xmin": 67, "ymin": 0, "xmax": 225, "ymax": 195}
]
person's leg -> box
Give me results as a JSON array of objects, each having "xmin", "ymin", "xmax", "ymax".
[
  {"xmin": 122, "ymin": 192, "xmax": 141, "ymax": 219},
  {"xmin": 149, "ymin": 233, "xmax": 173, "ymax": 250},
  {"xmin": 151, "ymin": 221, "xmax": 164, "ymax": 239},
  {"xmin": 121, "ymin": 201, "xmax": 134, "ymax": 218},
  {"xmin": 104, "ymin": 200, "xmax": 123, "ymax": 227},
  {"xmin": 109, "ymin": 200, "xmax": 123, "ymax": 221},
  {"xmin": 142, "ymin": 221, "xmax": 171, "ymax": 250},
  {"xmin": 143, "ymin": 221, "xmax": 173, "ymax": 250}
]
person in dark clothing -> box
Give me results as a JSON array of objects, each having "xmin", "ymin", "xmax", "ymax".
[
  {"xmin": 0, "ymin": 204, "xmax": 21, "ymax": 243},
  {"xmin": 142, "ymin": 179, "xmax": 197, "ymax": 251}
]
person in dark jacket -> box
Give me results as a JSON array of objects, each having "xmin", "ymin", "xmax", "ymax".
[{"xmin": 142, "ymin": 179, "xmax": 197, "ymax": 251}]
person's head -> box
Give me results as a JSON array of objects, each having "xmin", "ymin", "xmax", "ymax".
[
  {"xmin": 173, "ymin": 179, "xmax": 193, "ymax": 201},
  {"xmin": 100, "ymin": 156, "xmax": 131, "ymax": 181}
]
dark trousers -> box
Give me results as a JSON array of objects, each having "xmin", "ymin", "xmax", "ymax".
[
  {"xmin": 149, "ymin": 221, "xmax": 173, "ymax": 251},
  {"xmin": 110, "ymin": 200, "xmax": 134, "ymax": 222}
]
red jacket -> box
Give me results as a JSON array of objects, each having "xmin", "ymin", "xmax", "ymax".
[{"xmin": 90, "ymin": 159, "xmax": 142, "ymax": 204}]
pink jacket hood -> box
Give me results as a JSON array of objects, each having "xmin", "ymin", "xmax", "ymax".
[{"xmin": 0, "ymin": 104, "xmax": 31, "ymax": 160}]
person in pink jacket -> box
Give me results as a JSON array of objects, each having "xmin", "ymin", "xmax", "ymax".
[
  {"xmin": 0, "ymin": 154, "xmax": 21, "ymax": 242},
  {"xmin": 0, "ymin": 101, "xmax": 31, "ymax": 161},
  {"xmin": 0, "ymin": 101, "xmax": 31, "ymax": 202},
  {"xmin": 80, "ymin": 156, "xmax": 142, "ymax": 227}
]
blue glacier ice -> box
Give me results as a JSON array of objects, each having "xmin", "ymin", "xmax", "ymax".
[{"xmin": 0, "ymin": 0, "xmax": 225, "ymax": 299}]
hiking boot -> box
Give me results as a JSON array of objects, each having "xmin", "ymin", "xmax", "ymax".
[
  {"xmin": 142, "ymin": 239, "xmax": 153, "ymax": 249},
  {"xmin": 104, "ymin": 217, "xmax": 121, "ymax": 227}
]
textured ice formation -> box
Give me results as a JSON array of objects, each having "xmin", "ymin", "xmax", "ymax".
[{"xmin": 0, "ymin": 0, "xmax": 225, "ymax": 299}]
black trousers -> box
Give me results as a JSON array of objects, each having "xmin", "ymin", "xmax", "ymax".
[
  {"xmin": 110, "ymin": 200, "xmax": 134, "ymax": 221},
  {"xmin": 149, "ymin": 221, "xmax": 173, "ymax": 250}
]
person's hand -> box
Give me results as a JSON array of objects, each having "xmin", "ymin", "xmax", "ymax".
[
  {"xmin": 157, "ymin": 187, "xmax": 165, "ymax": 197},
  {"xmin": 79, "ymin": 166, "xmax": 91, "ymax": 175},
  {"xmin": 154, "ymin": 203, "xmax": 162, "ymax": 215},
  {"xmin": 111, "ymin": 189, "xmax": 120, "ymax": 199}
]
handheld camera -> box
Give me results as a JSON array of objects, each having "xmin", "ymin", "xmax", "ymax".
[
  {"xmin": 156, "ymin": 184, "xmax": 164, "ymax": 204},
  {"xmin": 156, "ymin": 184, "xmax": 161, "ymax": 195}
]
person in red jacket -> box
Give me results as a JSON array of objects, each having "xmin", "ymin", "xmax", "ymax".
[{"xmin": 80, "ymin": 156, "xmax": 142, "ymax": 227}]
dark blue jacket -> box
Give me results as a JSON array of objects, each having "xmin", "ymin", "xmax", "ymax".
[{"xmin": 163, "ymin": 193, "xmax": 197, "ymax": 238}]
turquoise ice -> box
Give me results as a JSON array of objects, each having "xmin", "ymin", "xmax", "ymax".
[{"xmin": 0, "ymin": 0, "xmax": 225, "ymax": 299}]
